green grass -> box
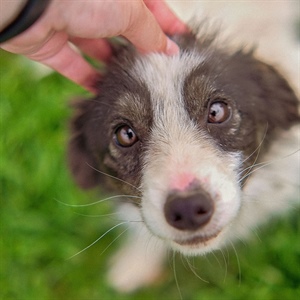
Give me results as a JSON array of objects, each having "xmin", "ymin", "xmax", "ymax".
[{"xmin": 1, "ymin": 50, "xmax": 299, "ymax": 300}]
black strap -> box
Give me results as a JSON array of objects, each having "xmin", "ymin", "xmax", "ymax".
[{"xmin": 0, "ymin": 0, "xmax": 52, "ymax": 44}]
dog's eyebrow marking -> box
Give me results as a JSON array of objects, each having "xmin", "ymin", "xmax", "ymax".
[
  {"xmin": 131, "ymin": 52, "xmax": 209, "ymax": 131},
  {"xmin": 183, "ymin": 67, "xmax": 216, "ymax": 122}
]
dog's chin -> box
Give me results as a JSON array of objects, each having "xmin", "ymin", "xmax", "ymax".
[{"xmin": 168, "ymin": 230, "xmax": 224, "ymax": 256}]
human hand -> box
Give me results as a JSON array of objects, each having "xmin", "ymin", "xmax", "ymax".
[{"xmin": 0, "ymin": 0, "xmax": 187, "ymax": 92}]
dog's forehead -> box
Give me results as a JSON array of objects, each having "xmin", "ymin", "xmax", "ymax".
[
  {"xmin": 131, "ymin": 51, "xmax": 207, "ymax": 102},
  {"xmin": 127, "ymin": 52, "xmax": 209, "ymax": 126}
]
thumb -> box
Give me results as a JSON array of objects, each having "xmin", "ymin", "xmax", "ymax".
[{"xmin": 121, "ymin": 2, "xmax": 179, "ymax": 55}]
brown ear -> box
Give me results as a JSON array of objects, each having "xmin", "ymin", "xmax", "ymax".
[
  {"xmin": 68, "ymin": 100, "xmax": 100, "ymax": 190},
  {"xmin": 255, "ymin": 61, "xmax": 300, "ymax": 129},
  {"xmin": 223, "ymin": 51, "xmax": 300, "ymax": 131}
]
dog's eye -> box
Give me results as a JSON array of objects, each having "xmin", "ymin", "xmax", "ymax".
[
  {"xmin": 208, "ymin": 101, "xmax": 231, "ymax": 124},
  {"xmin": 114, "ymin": 125, "xmax": 138, "ymax": 147}
]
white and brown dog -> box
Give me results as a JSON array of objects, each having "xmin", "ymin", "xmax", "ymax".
[{"xmin": 68, "ymin": 23, "xmax": 300, "ymax": 292}]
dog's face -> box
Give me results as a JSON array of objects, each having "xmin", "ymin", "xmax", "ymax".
[{"xmin": 68, "ymin": 32, "xmax": 299, "ymax": 255}]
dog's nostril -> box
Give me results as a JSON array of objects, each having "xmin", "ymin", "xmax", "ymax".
[
  {"xmin": 164, "ymin": 191, "xmax": 214, "ymax": 231},
  {"xmin": 197, "ymin": 207, "xmax": 210, "ymax": 215},
  {"xmin": 174, "ymin": 213, "xmax": 182, "ymax": 222}
]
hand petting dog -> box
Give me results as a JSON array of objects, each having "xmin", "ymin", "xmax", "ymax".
[{"xmin": 0, "ymin": 0, "xmax": 186, "ymax": 92}]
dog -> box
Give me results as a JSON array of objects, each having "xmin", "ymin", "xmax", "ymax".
[{"xmin": 68, "ymin": 24, "xmax": 300, "ymax": 292}]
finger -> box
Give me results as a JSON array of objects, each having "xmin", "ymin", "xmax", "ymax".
[
  {"xmin": 122, "ymin": 1, "xmax": 179, "ymax": 55},
  {"xmin": 41, "ymin": 43, "xmax": 100, "ymax": 92},
  {"xmin": 144, "ymin": 0, "xmax": 188, "ymax": 34},
  {"xmin": 26, "ymin": 32, "xmax": 100, "ymax": 92},
  {"xmin": 69, "ymin": 37, "xmax": 112, "ymax": 63}
]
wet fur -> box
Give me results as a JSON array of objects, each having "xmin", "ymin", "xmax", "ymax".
[{"xmin": 68, "ymin": 28, "xmax": 300, "ymax": 291}]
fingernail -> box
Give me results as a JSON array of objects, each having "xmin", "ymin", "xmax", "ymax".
[{"xmin": 166, "ymin": 38, "xmax": 180, "ymax": 55}]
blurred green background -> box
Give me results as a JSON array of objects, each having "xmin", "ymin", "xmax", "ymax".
[{"xmin": 0, "ymin": 50, "xmax": 299, "ymax": 300}]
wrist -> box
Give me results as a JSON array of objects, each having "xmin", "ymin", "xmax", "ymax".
[
  {"xmin": 0, "ymin": 0, "xmax": 27, "ymax": 31},
  {"xmin": 0, "ymin": 0, "xmax": 52, "ymax": 44}
]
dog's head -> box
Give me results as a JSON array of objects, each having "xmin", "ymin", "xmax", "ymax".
[{"xmin": 68, "ymin": 30, "xmax": 299, "ymax": 255}]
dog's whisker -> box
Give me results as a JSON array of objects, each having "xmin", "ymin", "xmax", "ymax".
[
  {"xmin": 238, "ymin": 125, "xmax": 268, "ymax": 186},
  {"xmin": 229, "ymin": 241, "xmax": 242, "ymax": 286},
  {"xmin": 179, "ymin": 252, "xmax": 187, "ymax": 271},
  {"xmin": 243, "ymin": 196, "xmax": 298, "ymax": 208},
  {"xmin": 249, "ymin": 227, "xmax": 263, "ymax": 244},
  {"xmin": 238, "ymin": 159, "xmax": 276, "ymax": 178},
  {"xmin": 172, "ymin": 252, "xmax": 183, "ymax": 300},
  {"xmin": 185, "ymin": 257, "xmax": 209, "ymax": 283},
  {"xmin": 100, "ymin": 226, "xmax": 130, "ymax": 256},
  {"xmin": 55, "ymin": 194, "xmax": 141, "ymax": 208},
  {"xmin": 241, "ymin": 123, "xmax": 268, "ymax": 165},
  {"xmin": 86, "ymin": 162, "xmax": 142, "ymax": 192},
  {"xmin": 67, "ymin": 221, "xmax": 129, "ymax": 260},
  {"xmin": 145, "ymin": 233, "xmax": 159, "ymax": 258},
  {"xmin": 218, "ymin": 248, "xmax": 228, "ymax": 283},
  {"xmin": 238, "ymin": 148, "xmax": 300, "ymax": 185},
  {"xmin": 211, "ymin": 250, "xmax": 223, "ymax": 271},
  {"xmin": 180, "ymin": 253, "xmax": 191, "ymax": 274},
  {"xmin": 72, "ymin": 211, "xmax": 122, "ymax": 218}
]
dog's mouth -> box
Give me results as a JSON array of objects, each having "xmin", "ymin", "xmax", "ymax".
[{"xmin": 174, "ymin": 231, "xmax": 221, "ymax": 247}]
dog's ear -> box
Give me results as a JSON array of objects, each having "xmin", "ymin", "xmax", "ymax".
[
  {"xmin": 254, "ymin": 60, "xmax": 300, "ymax": 129},
  {"xmin": 226, "ymin": 52, "xmax": 300, "ymax": 130},
  {"xmin": 68, "ymin": 100, "xmax": 100, "ymax": 190}
]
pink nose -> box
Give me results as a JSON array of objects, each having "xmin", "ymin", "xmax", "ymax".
[{"xmin": 170, "ymin": 173, "xmax": 196, "ymax": 191}]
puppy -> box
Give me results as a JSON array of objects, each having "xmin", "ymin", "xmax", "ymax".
[{"xmin": 68, "ymin": 26, "xmax": 300, "ymax": 292}]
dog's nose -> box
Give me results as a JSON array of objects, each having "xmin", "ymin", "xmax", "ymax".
[{"xmin": 164, "ymin": 190, "xmax": 214, "ymax": 231}]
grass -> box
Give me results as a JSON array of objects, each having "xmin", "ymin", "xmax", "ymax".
[{"xmin": 0, "ymin": 49, "xmax": 299, "ymax": 300}]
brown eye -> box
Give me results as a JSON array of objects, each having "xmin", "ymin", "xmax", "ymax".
[
  {"xmin": 208, "ymin": 101, "xmax": 230, "ymax": 124},
  {"xmin": 114, "ymin": 125, "xmax": 138, "ymax": 147}
]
